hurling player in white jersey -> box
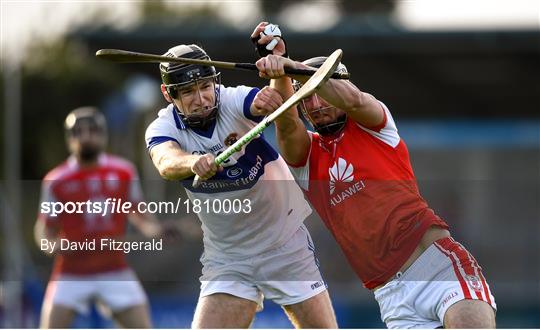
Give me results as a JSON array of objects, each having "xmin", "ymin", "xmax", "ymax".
[{"xmin": 144, "ymin": 44, "xmax": 337, "ymax": 328}]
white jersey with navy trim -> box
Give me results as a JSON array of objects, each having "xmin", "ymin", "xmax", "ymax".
[{"xmin": 145, "ymin": 84, "xmax": 311, "ymax": 258}]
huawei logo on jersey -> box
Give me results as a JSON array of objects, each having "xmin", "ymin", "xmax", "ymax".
[
  {"xmin": 328, "ymin": 157, "xmax": 366, "ymax": 207},
  {"xmin": 329, "ymin": 158, "xmax": 354, "ymax": 194}
]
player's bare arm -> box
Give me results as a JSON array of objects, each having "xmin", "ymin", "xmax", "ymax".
[
  {"xmin": 252, "ymin": 25, "xmax": 311, "ymax": 165},
  {"xmin": 259, "ymin": 55, "xmax": 384, "ymax": 129},
  {"xmin": 149, "ymin": 141, "xmax": 222, "ymax": 181},
  {"xmin": 252, "ymin": 83, "xmax": 310, "ymax": 166},
  {"xmin": 297, "ymin": 65, "xmax": 384, "ymax": 128},
  {"xmin": 149, "ymin": 141, "xmax": 198, "ymax": 180}
]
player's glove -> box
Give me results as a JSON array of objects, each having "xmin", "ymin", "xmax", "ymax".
[{"xmin": 251, "ymin": 24, "xmax": 289, "ymax": 58}]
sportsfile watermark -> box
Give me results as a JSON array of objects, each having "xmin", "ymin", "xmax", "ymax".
[{"xmin": 40, "ymin": 197, "xmax": 252, "ymax": 217}]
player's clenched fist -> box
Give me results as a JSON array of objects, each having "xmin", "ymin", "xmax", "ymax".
[
  {"xmin": 253, "ymin": 86, "xmax": 284, "ymax": 115},
  {"xmin": 191, "ymin": 154, "xmax": 223, "ymax": 180},
  {"xmin": 255, "ymin": 55, "xmax": 297, "ymax": 79}
]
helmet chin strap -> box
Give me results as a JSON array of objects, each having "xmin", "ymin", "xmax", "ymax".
[
  {"xmin": 303, "ymin": 104, "xmax": 347, "ymax": 137},
  {"xmin": 178, "ymin": 106, "xmax": 218, "ymax": 129},
  {"xmin": 314, "ymin": 114, "xmax": 347, "ymax": 157},
  {"xmin": 314, "ymin": 114, "xmax": 347, "ymax": 136}
]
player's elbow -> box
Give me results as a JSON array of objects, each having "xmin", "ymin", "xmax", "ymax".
[
  {"xmin": 157, "ymin": 162, "xmax": 190, "ymax": 181},
  {"xmin": 153, "ymin": 155, "xmax": 177, "ymax": 180},
  {"xmin": 158, "ymin": 165, "xmax": 177, "ymax": 181},
  {"xmin": 344, "ymin": 92, "xmax": 369, "ymax": 114}
]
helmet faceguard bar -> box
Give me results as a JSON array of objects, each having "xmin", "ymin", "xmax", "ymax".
[
  {"xmin": 159, "ymin": 45, "xmax": 222, "ymax": 129},
  {"xmin": 172, "ymin": 74, "xmax": 221, "ymax": 129},
  {"xmin": 296, "ymin": 94, "xmax": 346, "ymax": 136},
  {"xmin": 64, "ymin": 107, "xmax": 107, "ymax": 137},
  {"xmin": 165, "ymin": 72, "xmax": 220, "ymax": 99}
]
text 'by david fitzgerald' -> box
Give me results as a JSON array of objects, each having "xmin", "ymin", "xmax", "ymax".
[{"xmin": 40, "ymin": 238, "xmax": 163, "ymax": 254}]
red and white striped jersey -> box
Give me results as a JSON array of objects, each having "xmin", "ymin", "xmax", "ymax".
[
  {"xmin": 38, "ymin": 154, "xmax": 143, "ymax": 276},
  {"xmin": 290, "ymin": 102, "xmax": 449, "ymax": 289}
]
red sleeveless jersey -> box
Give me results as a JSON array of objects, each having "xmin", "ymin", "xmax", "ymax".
[
  {"xmin": 38, "ymin": 154, "xmax": 143, "ymax": 275},
  {"xmin": 291, "ymin": 104, "xmax": 448, "ymax": 289}
]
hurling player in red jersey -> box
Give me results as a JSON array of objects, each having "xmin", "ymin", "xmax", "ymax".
[
  {"xmin": 251, "ymin": 22, "xmax": 496, "ymax": 328},
  {"xmin": 34, "ymin": 107, "xmax": 170, "ymax": 328}
]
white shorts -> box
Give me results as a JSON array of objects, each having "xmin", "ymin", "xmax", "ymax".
[
  {"xmin": 374, "ymin": 237, "xmax": 496, "ymax": 329},
  {"xmin": 44, "ymin": 268, "xmax": 148, "ymax": 315},
  {"xmin": 199, "ymin": 224, "xmax": 327, "ymax": 309}
]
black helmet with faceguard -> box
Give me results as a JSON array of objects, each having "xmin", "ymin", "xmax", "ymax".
[
  {"xmin": 160, "ymin": 45, "xmax": 221, "ymax": 129},
  {"xmin": 64, "ymin": 107, "xmax": 107, "ymax": 161},
  {"xmin": 294, "ymin": 57, "xmax": 348, "ymax": 136},
  {"xmin": 64, "ymin": 107, "xmax": 107, "ymax": 137}
]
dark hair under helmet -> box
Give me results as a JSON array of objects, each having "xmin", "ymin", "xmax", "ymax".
[
  {"xmin": 160, "ymin": 44, "xmax": 221, "ymax": 129},
  {"xmin": 294, "ymin": 57, "xmax": 348, "ymax": 136}
]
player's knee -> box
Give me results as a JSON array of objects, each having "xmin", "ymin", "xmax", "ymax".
[
  {"xmin": 283, "ymin": 291, "xmax": 338, "ymax": 329},
  {"xmin": 112, "ymin": 305, "xmax": 152, "ymax": 328},
  {"xmin": 192, "ymin": 294, "xmax": 257, "ymax": 328},
  {"xmin": 444, "ymin": 300, "xmax": 496, "ymax": 328},
  {"xmin": 192, "ymin": 313, "xmax": 254, "ymax": 329},
  {"xmin": 43, "ymin": 304, "xmax": 78, "ymax": 329}
]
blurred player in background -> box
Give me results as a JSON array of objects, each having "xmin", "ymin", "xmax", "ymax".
[
  {"xmin": 145, "ymin": 44, "xmax": 337, "ymax": 328},
  {"xmin": 35, "ymin": 107, "xmax": 173, "ymax": 328},
  {"xmin": 252, "ymin": 22, "xmax": 496, "ymax": 328}
]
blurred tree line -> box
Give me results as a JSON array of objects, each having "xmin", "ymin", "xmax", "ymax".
[{"xmin": 8, "ymin": 41, "xmax": 127, "ymax": 179}]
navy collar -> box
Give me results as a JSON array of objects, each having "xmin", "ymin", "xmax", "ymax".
[
  {"xmin": 190, "ymin": 117, "xmax": 217, "ymax": 138},
  {"xmin": 171, "ymin": 105, "xmax": 187, "ymax": 130}
]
